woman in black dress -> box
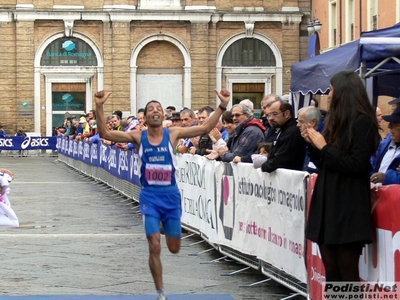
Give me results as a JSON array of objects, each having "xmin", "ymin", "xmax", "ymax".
[{"xmin": 303, "ymin": 70, "xmax": 380, "ymax": 282}]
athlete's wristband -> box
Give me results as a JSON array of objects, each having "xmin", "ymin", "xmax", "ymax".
[{"xmin": 219, "ymin": 105, "xmax": 227, "ymax": 111}]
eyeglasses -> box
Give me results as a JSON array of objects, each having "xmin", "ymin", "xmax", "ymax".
[
  {"xmin": 232, "ymin": 113, "xmax": 244, "ymax": 118},
  {"xmin": 266, "ymin": 111, "xmax": 283, "ymax": 118}
]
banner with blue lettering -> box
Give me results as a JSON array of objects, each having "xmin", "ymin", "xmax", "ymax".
[
  {"xmin": 0, "ymin": 136, "xmax": 57, "ymax": 150},
  {"xmin": 57, "ymin": 137, "xmax": 140, "ymax": 186}
]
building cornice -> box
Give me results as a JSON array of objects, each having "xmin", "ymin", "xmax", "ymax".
[{"xmin": 2, "ymin": 9, "xmax": 303, "ymax": 24}]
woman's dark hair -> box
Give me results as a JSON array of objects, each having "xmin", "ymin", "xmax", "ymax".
[
  {"xmin": 221, "ymin": 111, "xmax": 233, "ymax": 124},
  {"xmin": 323, "ymin": 70, "xmax": 380, "ymax": 151},
  {"xmin": 90, "ymin": 109, "xmax": 97, "ymax": 119}
]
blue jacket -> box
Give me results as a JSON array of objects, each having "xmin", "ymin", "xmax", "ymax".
[
  {"xmin": 222, "ymin": 117, "xmax": 265, "ymax": 163},
  {"xmin": 371, "ymin": 134, "xmax": 400, "ymax": 185}
]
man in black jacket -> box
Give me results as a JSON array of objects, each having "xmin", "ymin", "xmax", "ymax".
[
  {"xmin": 261, "ymin": 100, "xmax": 307, "ymax": 173},
  {"xmin": 261, "ymin": 94, "xmax": 281, "ymax": 142}
]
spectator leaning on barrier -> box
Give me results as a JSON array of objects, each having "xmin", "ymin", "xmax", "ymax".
[
  {"xmin": 206, "ymin": 103, "xmax": 265, "ymax": 162},
  {"xmin": 69, "ymin": 120, "xmax": 79, "ymax": 139},
  {"xmin": 260, "ymin": 100, "xmax": 306, "ymax": 173},
  {"xmin": 370, "ymin": 106, "xmax": 400, "ymax": 185},
  {"xmin": 177, "ymin": 108, "xmax": 197, "ymax": 154},
  {"xmin": 94, "ymin": 88, "xmax": 230, "ymax": 300}
]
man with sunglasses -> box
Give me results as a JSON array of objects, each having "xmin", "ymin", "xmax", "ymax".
[
  {"xmin": 260, "ymin": 100, "xmax": 306, "ymax": 173},
  {"xmin": 206, "ymin": 102, "xmax": 265, "ymax": 162}
]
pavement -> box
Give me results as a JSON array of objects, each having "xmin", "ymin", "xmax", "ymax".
[{"xmin": 0, "ymin": 157, "xmax": 304, "ymax": 300}]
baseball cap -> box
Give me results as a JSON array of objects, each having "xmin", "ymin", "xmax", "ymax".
[
  {"xmin": 388, "ymin": 96, "xmax": 400, "ymax": 105},
  {"xmin": 113, "ymin": 110, "xmax": 123, "ymax": 119},
  {"xmin": 170, "ymin": 112, "xmax": 181, "ymax": 121},
  {"xmin": 382, "ymin": 106, "xmax": 400, "ymax": 123},
  {"xmin": 166, "ymin": 106, "xmax": 176, "ymax": 111}
]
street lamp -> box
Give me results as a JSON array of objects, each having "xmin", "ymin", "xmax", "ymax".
[
  {"xmin": 307, "ymin": 19, "xmax": 322, "ymax": 35},
  {"xmin": 308, "ymin": 19, "xmax": 322, "ymax": 58}
]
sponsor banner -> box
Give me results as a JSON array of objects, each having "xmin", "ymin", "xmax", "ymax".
[
  {"xmin": 129, "ymin": 150, "xmax": 141, "ymax": 186},
  {"xmin": 306, "ymin": 175, "xmax": 326, "ymax": 300},
  {"xmin": 117, "ymin": 150, "xmax": 130, "ymax": 181},
  {"xmin": 216, "ymin": 162, "xmax": 308, "ymax": 283},
  {"xmin": 106, "ymin": 146, "xmax": 118, "ymax": 177},
  {"xmin": 360, "ymin": 185, "xmax": 400, "ymax": 283},
  {"xmin": 82, "ymin": 142, "xmax": 91, "ymax": 165},
  {"xmin": 0, "ymin": 136, "xmax": 57, "ymax": 150},
  {"xmin": 307, "ymin": 179, "xmax": 400, "ymax": 300},
  {"xmin": 57, "ymin": 137, "xmax": 140, "ymax": 186},
  {"xmin": 178, "ymin": 154, "xmax": 218, "ymax": 243},
  {"xmin": 89, "ymin": 142, "xmax": 99, "ymax": 166}
]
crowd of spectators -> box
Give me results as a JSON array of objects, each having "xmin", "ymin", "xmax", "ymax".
[{"xmin": 55, "ymin": 91, "xmax": 400, "ymax": 186}]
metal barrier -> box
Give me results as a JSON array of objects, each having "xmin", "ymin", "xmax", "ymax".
[
  {"xmin": 57, "ymin": 153, "xmax": 307, "ymax": 299},
  {"xmin": 261, "ymin": 261, "xmax": 307, "ymax": 297},
  {"xmin": 59, "ymin": 153, "xmax": 141, "ymax": 203},
  {"xmin": 0, "ymin": 149, "xmax": 58, "ymax": 157}
]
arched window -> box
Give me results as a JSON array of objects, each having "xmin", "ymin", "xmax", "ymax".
[
  {"xmin": 222, "ymin": 38, "xmax": 276, "ymax": 67},
  {"xmin": 41, "ymin": 37, "xmax": 97, "ymax": 66}
]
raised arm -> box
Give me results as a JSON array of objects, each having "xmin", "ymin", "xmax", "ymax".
[
  {"xmin": 170, "ymin": 89, "xmax": 230, "ymax": 142},
  {"xmin": 94, "ymin": 91, "xmax": 140, "ymax": 148}
]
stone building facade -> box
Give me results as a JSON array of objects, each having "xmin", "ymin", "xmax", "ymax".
[{"xmin": 0, "ymin": 0, "xmax": 310, "ymax": 135}]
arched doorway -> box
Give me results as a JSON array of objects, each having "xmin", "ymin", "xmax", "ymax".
[
  {"xmin": 34, "ymin": 33, "xmax": 103, "ymax": 135},
  {"xmin": 130, "ymin": 34, "xmax": 191, "ymax": 113},
  {"xmin": 216, "ymin": 33, "xmax": 283, "ymax": 117}
]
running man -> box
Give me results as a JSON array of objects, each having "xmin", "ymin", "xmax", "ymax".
[{"xmin": 94, "ymin": 89, "xmax": 230, "ymax": 300}]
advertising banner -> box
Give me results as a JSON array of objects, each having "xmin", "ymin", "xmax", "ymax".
[
  {"xmin": 306, "ymin": 179, "xmax": 400, "ymax": 299},
  {"xmin": 216, "ymin": 163, "xmax": 308, "ymax": 282},
  {"xmin": 178, "ymin": 154, "xmax": 218, "ymax": 243},
  {"xmin": 0, "ymin": 136, "xmax": 57, "ymax": 150}
]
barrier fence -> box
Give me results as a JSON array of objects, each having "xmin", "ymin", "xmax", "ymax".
[
  {"xmin": 56, "ymin": 137, "xmax": 400, "ymax": 299},
  {"xmin": 0, "ymin": 135, "xmax": 57, "ymax": 156}
]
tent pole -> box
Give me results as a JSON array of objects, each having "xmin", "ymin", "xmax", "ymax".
[{"xmin": 359, "ymin": 61, "xmax": 367, "ymax": 83}]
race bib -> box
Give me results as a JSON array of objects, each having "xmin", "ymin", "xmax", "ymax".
[{"xmin": 145, "ymin": 163, "xmax": 172, "ymax": 185}]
